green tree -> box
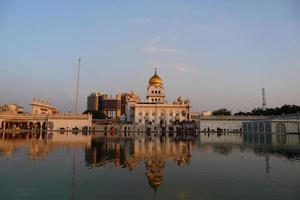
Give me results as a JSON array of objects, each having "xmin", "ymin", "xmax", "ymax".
[
  {"xmin": 234, "ymin": 104, "xmax": 300, "ymax": 116},
  {"xmin": 212, "ymin": 108, "xmax": 231, "ymax": 116},
  {"xmin": 83, "ymin": 110, "xmax": 107, "ymax": 119}
]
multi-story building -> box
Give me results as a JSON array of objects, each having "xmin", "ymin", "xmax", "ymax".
[
  {"xmin": 87, "ymin": 92, "xmax": 104, "ymax": 111},
  {"xmin": 87, "ymin": 93, "xmax": 122, "ymax": 118}
]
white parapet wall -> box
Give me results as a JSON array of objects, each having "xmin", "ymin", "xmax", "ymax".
[
  {"xmin": 48, "ymin": 115, "xmax": 92, "ymax": 131},
  {"xmin": 199, "ymin": 116, "xmax": 271, "ymax": 132},
  {"xmin": 0, "ymin": 113, "xmax": 92, "ymax": 131}
]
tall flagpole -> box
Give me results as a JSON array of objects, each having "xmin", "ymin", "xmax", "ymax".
[{"xmin": 75, "ymin": 57, "xmax": 81, "ymax": 114}]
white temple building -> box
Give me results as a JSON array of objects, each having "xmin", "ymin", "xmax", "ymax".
[{"xmin": 127, "ymin": 69, "xmax": 191, "ymax": 125}]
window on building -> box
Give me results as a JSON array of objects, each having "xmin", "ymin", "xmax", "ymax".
[
  {"xmin": 138, "ymin": 119, "xmax": 142, "ymax": 123},
  {"xmin": 155, "ymin": 91, "xmax": 157, "ymax": 94},
  {"xmin": 158, "ymin": 91, "xmax": 161, "ymax": 94},
  {"xmin": 152, "ymin": 112, "xmax": 155, "ymax": 116},
  {"xmin": 169, "ymin": 112, "xmax": 173, "ymax": 116},
  {"xmin": 139, "ymin": 112, "xmax": 142, "ymax": 116},
  {"xmin": 145, "ymin": 112, "xmax": 149, "ymax": 116}
]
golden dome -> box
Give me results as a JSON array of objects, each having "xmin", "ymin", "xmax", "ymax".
[{"xmin": 149, "ymin": 68, "xmax": 163, "ymax": 86}]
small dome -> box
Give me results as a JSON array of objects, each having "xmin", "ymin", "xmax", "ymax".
[
  {"xmin": 177, "ymin": 96, "xmax": 183, "ymax": 102},
  {"xmin": 184, "ymin": 99, "xmax": 190, "ymax": 104},
  {"xmin": 149, "ymin": 68, "xmax": 163, "ymax": 86}
]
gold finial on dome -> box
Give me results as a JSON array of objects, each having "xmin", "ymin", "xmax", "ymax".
[{"xmin": 149, "ymin": 68, "xmax": 163, "ymax": 86}]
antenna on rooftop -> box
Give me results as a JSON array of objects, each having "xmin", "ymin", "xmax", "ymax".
[
  {"xmin": 75, "ymin": 57, "xmax": 81, "ymax": 114},
  {"xmin": 262, "ymin": 88, "xmax": 266, "ymax": 110}
]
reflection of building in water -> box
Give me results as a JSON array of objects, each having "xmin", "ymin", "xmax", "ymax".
[
  {"xmin": 0, "ymin": 133, "xmax": 90, "ymax": 160},
  {"xmin": 145, "ymin": 157, "xmax": 165, "ymax": 192},
  {"xmin": 243, "ymin": 121, "xmax": 300, "ymax": 175},
  {"xmin": 85, "ymin": 139, "xmax": 135, "ymax": 168},
  {"xmin": 199, "ymin": 133, "xmax": 242, "ymax": 154},
  {"xmin": 200, "ymin": 133, "xmax": 243, "ymax": 144},
  {"xmin": 85, "ymin": 137, "xmax": 198, "ymax": 190}
]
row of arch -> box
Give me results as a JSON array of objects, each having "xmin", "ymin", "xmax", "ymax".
[
  {"xmin": 1, "ymin": 121, "xmax": 47, "ymax": 130},
  {"xmin": 243, "ymin": 122, "xmax": 286, "ymax": 134},
  {"xmin": 151, "ymin": 90, "xmax": 162, "ymax": 94}
]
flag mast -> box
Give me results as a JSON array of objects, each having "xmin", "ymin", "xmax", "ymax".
[{"xmin": 75, "ymin": 57, "xmax": 81, "ymax": 114}]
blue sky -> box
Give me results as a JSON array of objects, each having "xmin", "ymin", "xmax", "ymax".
[{"xmin": 0, "ymin": 0, "xmax": 299, "ymax": 113}]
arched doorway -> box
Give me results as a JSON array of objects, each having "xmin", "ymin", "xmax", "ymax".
[
  {"xmin": 248, "ymin": 124, "xmax": 252, "ymax": 133},
  {"xmin": 259, "ymin": 124, "xmax": 264, "ymax": 133},
  {"xmin": 276, "ymin": 123, "xmax": 286, "ymax": 134},
  {"xmin": 124, "ymin": 126, "xmax": 127, "ymax": 137},
  {"xmin": 42, "ymin": 122, "xmax": 47, "ymax": 130},
  {"xmin": 29, "ymin": 122, "xmax": 34, "ymax": 130},
  {"xmin": 253, "ymin": 124, "xmax": 258, "ymax": 134},
  {"xmin": 266, "ymin": 123, "xmax": 271, "ymax": 133}
]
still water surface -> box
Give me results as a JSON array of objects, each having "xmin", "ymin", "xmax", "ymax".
[{"xmin": 0, "ymin": 133, "xmax": 300, "ymax": 200}]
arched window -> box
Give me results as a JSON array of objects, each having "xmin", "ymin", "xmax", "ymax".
[
  {"xmin": 253, "ymin": 124, "xmax": 258, "ymax": 133},
  {"xmin": 266, "ymin": 123, "xmax": 271, "ymax": 132},
  {"xmin": 243, "ymin": 124, "xmax": 247, "ymax": 132},
  {"xmin": 259, "ymin": 124, "xmax": 264, "ymax": 133},
  {"xmin": 248, "ymin": 124, "xmax": 252, "ymax": 133},
  {"xmin": 276, "ymin": 123, "xmax": 286, "ymax": 134}
]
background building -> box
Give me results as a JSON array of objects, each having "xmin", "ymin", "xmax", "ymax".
[
  {"xmin": 87, "ymin": 92, "xmax": 104, "ymax": 111},
  {"xmin": 87, "ymin": 93, "xmax": 122, "ymax": 118},
  {"xmin": 31, "ymin": 98, "xmax": 59, "ymax": 115},
  {"xmin": 0, "ymin": 103, "xmax": 24, "ymax": 114},
  {"xmin": 120, "ymin": 92, "xmax": 141, "ymax": 116}
]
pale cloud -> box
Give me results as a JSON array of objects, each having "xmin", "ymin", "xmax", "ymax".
[
  {"xmin": 160, "ymin": 48, "xmax": 178, "ymax": 53},
  {"xmin": 137, "ymin": 18, "xmax": 152, "ymax": 24},
  {"xmin": 174, "ymin": 64, "xmax": 191, "ymax": 72},
  {"xmin": 142, "ymin": 36, "xmax": 180, "ymax": 54}
]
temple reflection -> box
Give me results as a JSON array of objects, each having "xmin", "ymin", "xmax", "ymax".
[
  {"xmin": 1, "ymin": 132, "xmax": 300, "ymax": 192},
  {"xmin": 85, "ymin": 136, "xmax": 198, "ymax": 191}
]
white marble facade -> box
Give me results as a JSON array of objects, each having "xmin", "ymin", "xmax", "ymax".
[{"xmin": 128, "ymin": 69, "xmax": 191, "ymax": 125}]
